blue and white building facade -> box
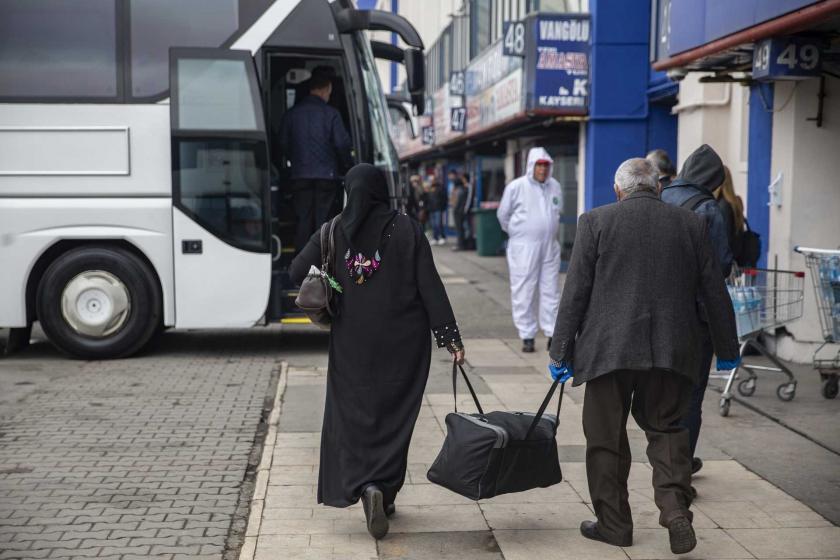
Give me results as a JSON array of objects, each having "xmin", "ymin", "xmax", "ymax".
[{"xmin": 381, "ymin": 0, "xmax": 840, "ymax": 358}]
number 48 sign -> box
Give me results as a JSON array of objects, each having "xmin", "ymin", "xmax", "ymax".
[
  {"xmin": 753, "ymin": 37, "xmax": 822, "ymax": 81},
  {"xmin": 503, "ymin": 21, "xmax": 526, "ymax": 57}
]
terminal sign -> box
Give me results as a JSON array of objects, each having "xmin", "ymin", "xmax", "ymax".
[
  {"xmin": 752, "ymin": 37, "xmax": 822, "ymax": 81},
  {"xmin": 532, "ymin": 14, "xmax": 590, "ymax": 112}
]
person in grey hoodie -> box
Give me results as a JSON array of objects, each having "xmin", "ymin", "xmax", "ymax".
[{"xmin": 661, "ymin": 144, "xmax": 734, "ymax": 479}]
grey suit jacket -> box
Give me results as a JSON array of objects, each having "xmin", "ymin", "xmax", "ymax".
[{"xmin": 549, "ymin": 191, "xmax": 739, "ymax": 385}]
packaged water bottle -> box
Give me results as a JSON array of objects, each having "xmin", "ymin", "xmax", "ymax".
[{"xmin": 733, "ymin": 288, "xmax": 749, "ymax": 335}]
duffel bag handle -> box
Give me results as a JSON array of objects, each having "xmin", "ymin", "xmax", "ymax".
[
  {"xmin": 524, "ymin": 380, "xmax": 564, "ymax": 440},
  {"xmin": 452, "ymin": 360, "xmax": 484, "ymax": 415}
]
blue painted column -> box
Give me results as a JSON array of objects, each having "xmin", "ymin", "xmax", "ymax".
[
  {"xmin": 584, "ymin": 0, "xmax": 652, "ymax": 210},
  {"xmin": 747, "ymin": 83, "xmax": 773, "ymax": 268}
]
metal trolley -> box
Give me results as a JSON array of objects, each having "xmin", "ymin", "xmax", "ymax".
[
  {"xmin": 794, "ymin": 247, "xmax": 840, "ymax": 399},
  {"xmin": 718, "ymin": 267, "xmax": 805, "ymax": 417}
]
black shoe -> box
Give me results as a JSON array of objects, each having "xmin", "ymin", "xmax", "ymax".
[
  {"xmin": 361, "ymin": 485, "xmax": 388, "ymax": 540},
  {"xmin": 691, "ymin": 457, "xmax": 703, "ymax": 474},
  {"xmin": 547, "ymin": 337, "xmax": 552, "ymax": 351},
  {"xmin": 522, "ymin": 339, "xmax": 535, "ymax": 353},
  {"xmin": 385, "ymin": 503, "xmax": 396, "ymax": 517},
  {"xmin": 668, "ymin": 516, "xmax": 697, "ymax": 555},
  {"xmin": 579, "ymin": 520, "xmax": 632, "ymax": 547}
]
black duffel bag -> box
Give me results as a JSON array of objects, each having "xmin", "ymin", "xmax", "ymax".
[{"xmin": 427, "ymin": 361, "xmax": 563, "ymax": 500}]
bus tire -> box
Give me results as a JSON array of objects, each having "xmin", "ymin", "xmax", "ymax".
[{"xmin": 35, "ymin": 246, "xmax": 162, "ymax": 360}]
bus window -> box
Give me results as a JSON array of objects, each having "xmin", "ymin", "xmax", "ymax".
[
  {"xmin": 129, "ymin": 0, "xmax": 239, "ymax": 99},
  {"xmin": 0, "ymin": 0, "xmax": 118, "ymax": 100},
  {"xmin": 354, "ymin": 36, "xmax": 400, "ymax": 174}
]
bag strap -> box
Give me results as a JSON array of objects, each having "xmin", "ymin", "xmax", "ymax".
[
  {"xmin": 319, "ymin": 221, "xmax": 329, "ymax": 271},
  {"xmin": 524, "ymin": 380, "xmax": 564, "ymax": 440},
  {"xmin": 327, "ymin": 215, "xmax": 339, "ymax": 275},
  {"xmin": 451, "ymin": 360, "xmax": 484, "ymax": 415},
  {"xmin": 681, "ymin": 191, "xmax": 714, "ymax": 212}
]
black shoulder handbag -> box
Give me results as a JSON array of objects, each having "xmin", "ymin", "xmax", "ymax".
[
  {"xmin": 427, "ymin": 361, "xmax": 564, "ymax": 500},
  {"xmin": 295, "ymin": 216, "xmax": 340, "ymax": 329}
]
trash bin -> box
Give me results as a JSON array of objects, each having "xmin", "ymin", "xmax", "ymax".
[{"xmin": 474, "ymin": 207, "xmax": 506, "ymax": 257}]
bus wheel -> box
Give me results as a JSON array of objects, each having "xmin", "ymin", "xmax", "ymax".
[{"xmin": 36, "ymin": 246, "xmax": 161, "ymax": 359}]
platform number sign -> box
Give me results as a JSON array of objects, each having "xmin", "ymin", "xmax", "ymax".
[
  {"xmin": 449, "ymin": 71, "xmax": 465, "ymax": 96},
  {"xmin": 450, "ymin": 107, "xmax": 466, "ymax": 132},
  {"xmin": 421, "ymin": 125, "xmax": 435, "ymax": 145},
  {"xmin": 503, "ymin": 21, "xmax": 526, "ymax": 57},
  {"xmin": 753, "ymin": 37, "xmax": 822, "ymax": 80}
]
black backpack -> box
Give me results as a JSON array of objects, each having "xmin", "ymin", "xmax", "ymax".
[
  {"xmin": 735, "ymin": 219, "xmax": 761, "ymax": 268},
  {"xmin": 426, "ymin": 362, "xmax": 564, "ymax": 500},
  {"xmin": 682, "ymin": 191, "xmax": 761, "ymax": 268}
]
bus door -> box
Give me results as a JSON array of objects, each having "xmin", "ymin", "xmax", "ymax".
[
  {"xmin": 263, "ymin": 53, "xmax": 357, "ymax": 322},
  {"xmin": 169, "ymin": 48, "xmax": 272, "ymax": 328}
]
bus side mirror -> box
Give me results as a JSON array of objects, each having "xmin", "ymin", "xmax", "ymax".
[
  {"xmin": 404, "ymin": 48, "xmax": 425, "ymax": 94},
  {"xmin": 410, "ymin": 92, "xmax": 425, "ymax": 116},
  {"xmin": 404, "ymin": 48, "xmax": 425, "ymax": 115}
]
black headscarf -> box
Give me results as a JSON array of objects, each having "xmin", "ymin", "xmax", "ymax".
[{"xmin": 341, "ymin": 163, "xmax": 396, "ymax": 254}]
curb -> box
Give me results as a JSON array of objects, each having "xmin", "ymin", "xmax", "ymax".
[{"xmin": 238, "ymin": 361, "xmax": 288, "ymax": 560}]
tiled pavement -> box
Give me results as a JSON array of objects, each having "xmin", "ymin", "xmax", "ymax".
[
  {"xmin": 0, "ymin": 332, "xmax": 281, "ymax": 560},
  {"xmin": 243, "ymin": 342, "xmax": 840, "ymax": 559}
]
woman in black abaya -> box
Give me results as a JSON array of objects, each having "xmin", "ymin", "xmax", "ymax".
[{"xmin": 290, "ymin": 164, "xmax": 464, "ymax": 540}]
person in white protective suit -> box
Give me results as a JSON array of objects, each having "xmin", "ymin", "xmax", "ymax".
[{"xmin": 497, "ymin": 147, "xmax": 563, "ymax": 353}]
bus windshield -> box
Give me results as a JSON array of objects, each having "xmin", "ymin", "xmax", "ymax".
[{"xmin": 355, "ymin": 33, "xmax": 400, "ymax": 174}]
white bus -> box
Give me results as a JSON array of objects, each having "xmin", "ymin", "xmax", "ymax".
[{"xmin": 0, "ymin": 0, "xmax": 426, "ymax": 359}]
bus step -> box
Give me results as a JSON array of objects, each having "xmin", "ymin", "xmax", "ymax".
[{"xmin": 280, "ymin": 315, "xmax": 311, "ymax": 325}]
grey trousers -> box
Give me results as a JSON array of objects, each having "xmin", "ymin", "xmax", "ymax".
[{"xmin": 583, "ymin": 369, "xmax": 694, "ymax": 542}]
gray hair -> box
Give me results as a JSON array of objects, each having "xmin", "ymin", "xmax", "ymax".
[
  {"xmin": 646, "ymin": 149, "xmax": 676, "ymax": 177},
  {"xmin": 614, "ymin": 158, "xmax": 659, "ymax": 195}
]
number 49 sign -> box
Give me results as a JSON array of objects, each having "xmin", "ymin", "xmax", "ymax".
[
  {"xmin": 503, "ymin": 21, "xmax": 526, "ymax": 57},
  {"xmin": 753, "ymin": 37, "xmax": 822, "ymax": 81}
]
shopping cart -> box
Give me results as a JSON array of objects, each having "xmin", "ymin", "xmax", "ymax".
[
  {"xmin": 794, "ymin": 247, "xmax": 840, "ymax": 399},
  {"xmin": 718, "ymin": 267, "xmax": 805, "ymax": 417}
]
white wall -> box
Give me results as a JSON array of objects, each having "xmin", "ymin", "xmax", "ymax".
[
  {"xmin": 675, "ymin": 75, "xmax": 750, "ymax": 203},
  {"xmin": 769, "ymin": 76, "xmax": 840, "ymax": 359}
]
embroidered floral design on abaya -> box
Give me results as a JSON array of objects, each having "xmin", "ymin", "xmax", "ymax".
[{"xmin": 345, "ymin": 249, "xmax": 381, "ymax": 284}]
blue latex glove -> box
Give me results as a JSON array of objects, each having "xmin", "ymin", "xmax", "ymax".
[
  {"xmin": 717, "ymin": 357, "xmax": 741, "ymax": 371},
  {"xmin": 549, "ymin": 362, "xmax": 574, "ymax": 383}
]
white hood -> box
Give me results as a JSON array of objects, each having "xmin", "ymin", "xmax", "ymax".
[{"xmin": 525, "ymin": 147, "xmax": 554, "ymax": 185}]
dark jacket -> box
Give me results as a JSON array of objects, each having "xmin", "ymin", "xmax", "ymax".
[
  {"xmin": 425, "ymin": 186, "xmax": 447, "ymax": 212},
  {"xmin": 452, "ymin": 183, "xmax": 468, "ymax": 217},
  {"xmin": 661, "ymin": 144, "xmax": 733, "ymax": 276},
  {"xmin": 279, "ymin": 95, "xmax": 353, "ymax": 180},
  {"xmin": 717, "ymin": 196, "xmax": 741, "ymax": 255},
  {"xmin": 548, "ymin": 190, "xmax": 739, "ymax": 385}
]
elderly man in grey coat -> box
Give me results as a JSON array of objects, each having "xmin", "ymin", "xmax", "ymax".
[{"xmin": 548, "ymin": 158, "xmax": 739, "ymax": 555}]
